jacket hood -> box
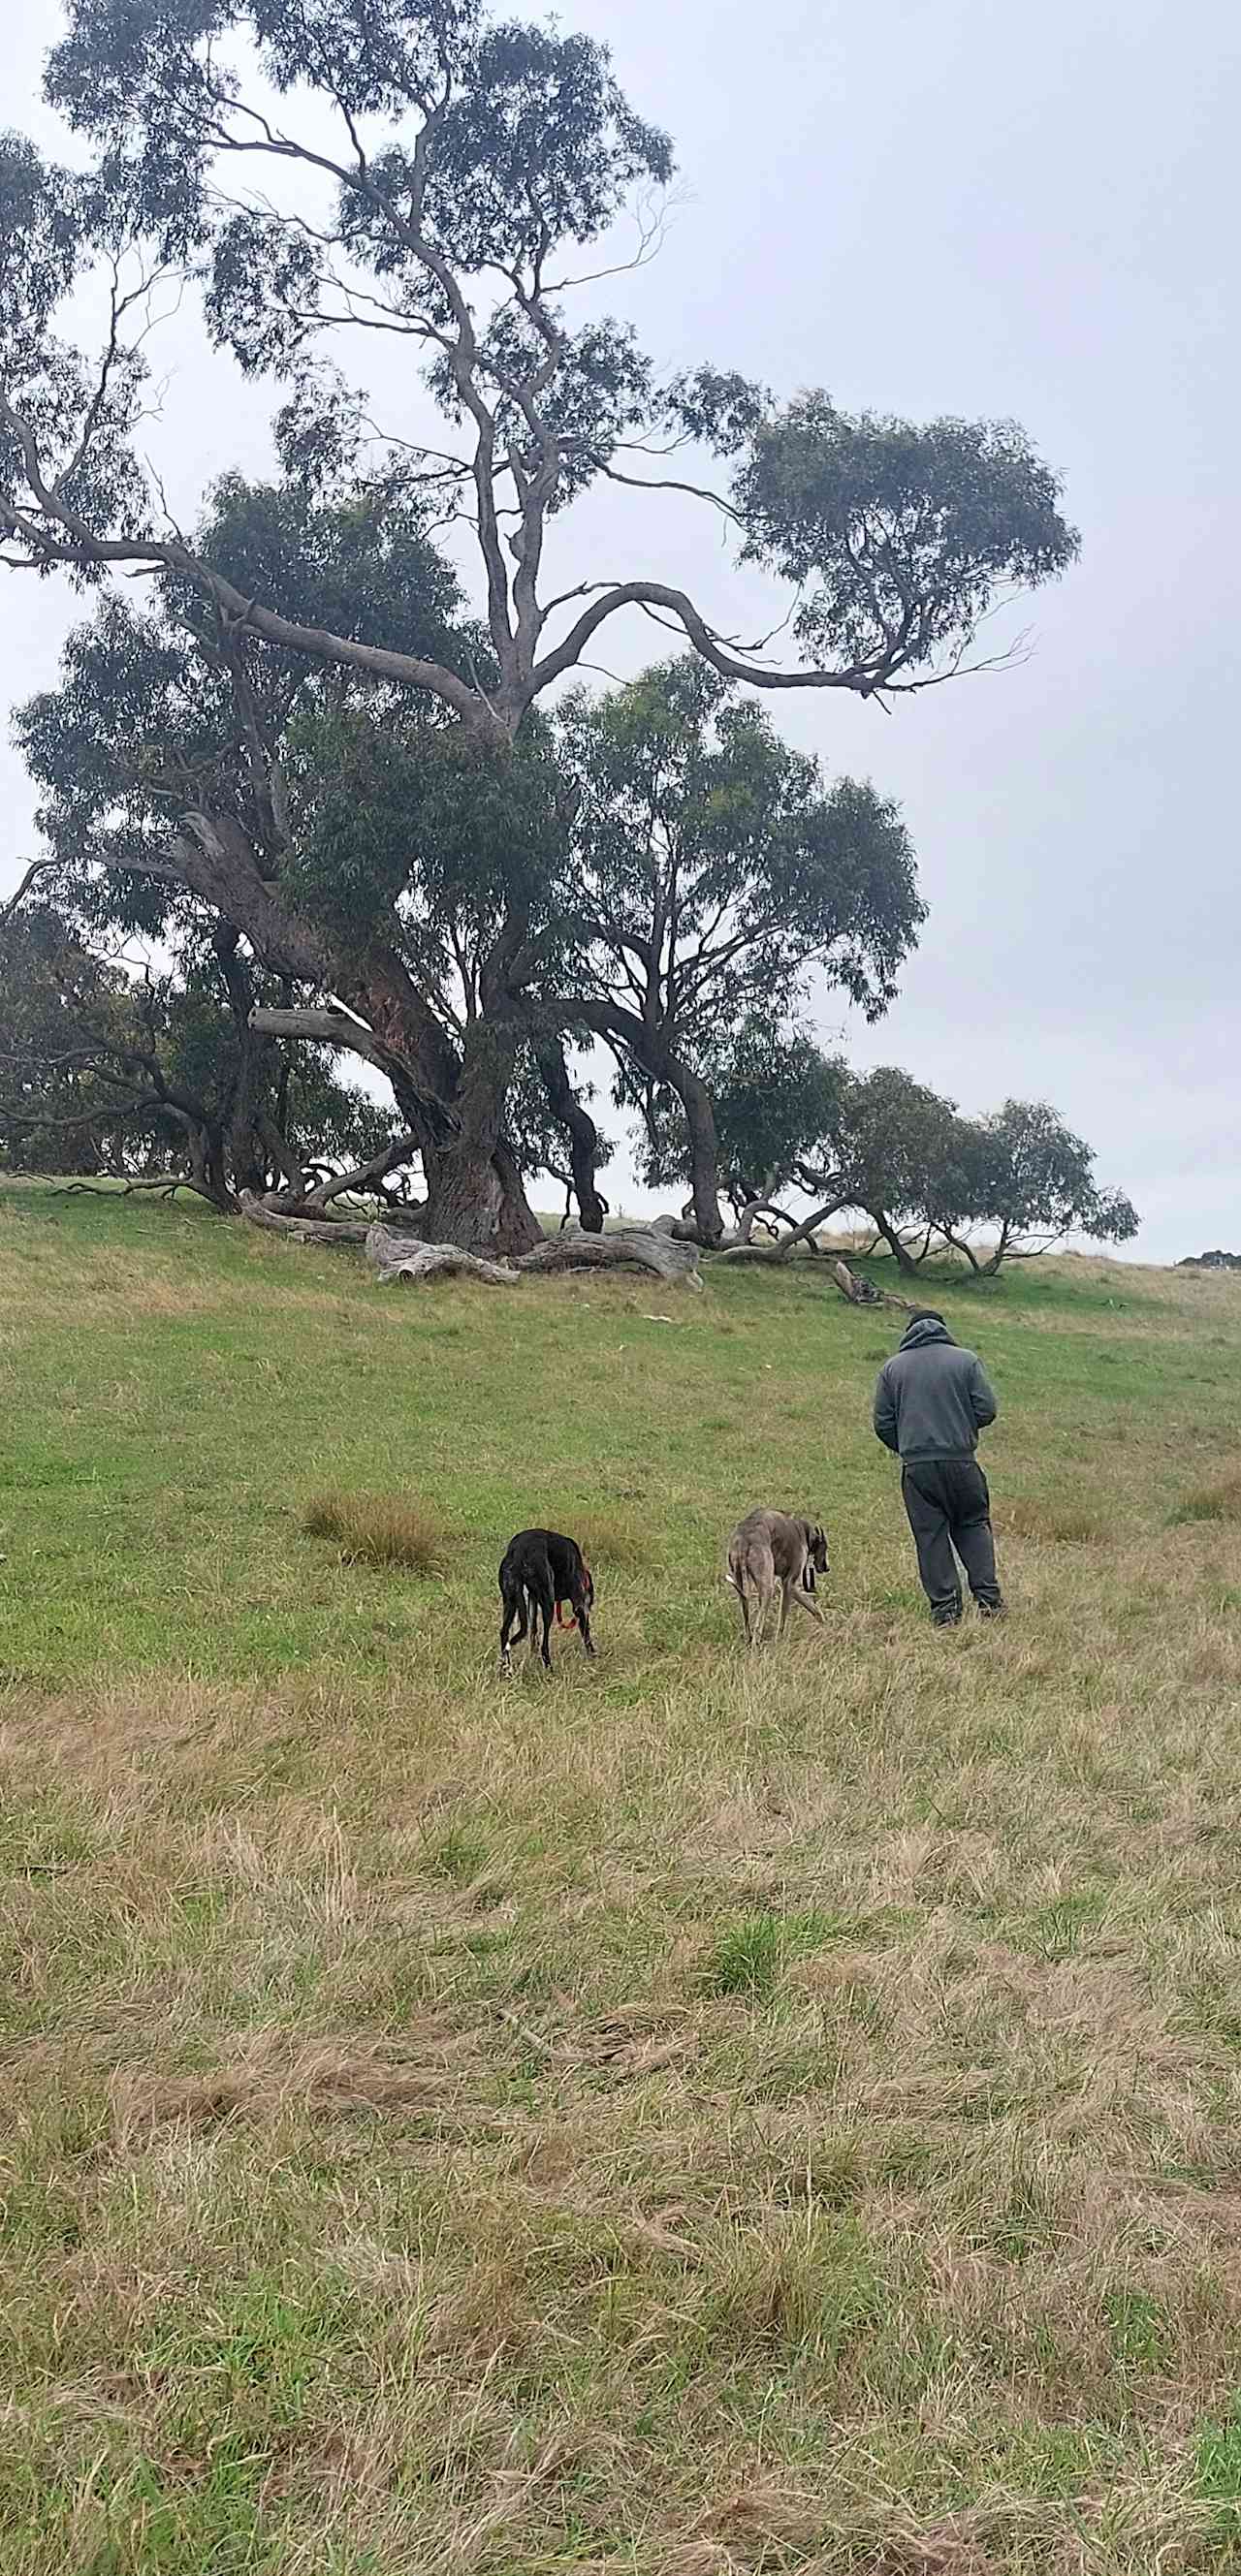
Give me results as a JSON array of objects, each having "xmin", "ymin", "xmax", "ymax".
[{"xmin": 898, "ymin": 1316, "xmax": 956, "ymax": 1352}]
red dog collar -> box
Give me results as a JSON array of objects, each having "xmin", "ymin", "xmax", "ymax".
[{"xmin": 555, "ymin": 1563, "xmax": 592, "ymax": 1630}]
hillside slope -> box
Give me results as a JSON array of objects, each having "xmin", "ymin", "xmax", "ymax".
[{"xmin": 2, "ymin": 1182, "xmax": 1241, "ymax": 2573}]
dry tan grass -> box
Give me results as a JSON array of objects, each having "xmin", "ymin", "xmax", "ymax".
[
  {"xmin": 569, "ymin": 1503, "xmax": 667, "ymax": 1571},
  {"xmin": 1168, "ymin": 1467, "xmax": 1241, "ymax": 1526},
  {"xmin": 1003, "ymin": 1496, "xmax": 1105, "ymax": 1544},
  {"xmin": 302, "ymin": 1488, "xmax": 448, "ymax": 1569}
]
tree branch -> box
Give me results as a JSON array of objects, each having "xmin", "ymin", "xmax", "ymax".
[{"xmin": 0, "ymin": 860, "xmax": 57, "ymax": 927}]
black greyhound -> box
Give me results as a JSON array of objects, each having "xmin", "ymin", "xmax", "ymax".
[{"xmin": 499, "ymin": 1527, "xmax": 594, "ymax": 1672}]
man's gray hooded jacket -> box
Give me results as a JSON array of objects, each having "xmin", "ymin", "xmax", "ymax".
[{"xmin": 873, "ymin": 1316, "xmax": 998, "ymax": 1464}]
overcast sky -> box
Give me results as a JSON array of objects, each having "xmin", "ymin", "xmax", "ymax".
[{"xmin": 4, "ymin": 0, "xmax": 1238, "ymax": 1260}]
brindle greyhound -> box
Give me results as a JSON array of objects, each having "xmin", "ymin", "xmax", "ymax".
[{"xmin": 725, "ymin": 1509, "xmax": 829, "ymax": 1648}]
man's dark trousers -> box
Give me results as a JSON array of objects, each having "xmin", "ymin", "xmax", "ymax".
[{"xmin": 901, "ymin": 1458, "xmax": 1002, "ymax": 1624}]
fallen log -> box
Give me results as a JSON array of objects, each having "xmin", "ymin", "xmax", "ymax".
[
  {"xmin": 366, "ymin": 1219, "xmax": 701, "ymax": 1289},
  {"xmin": 517, "ymin": 1226, "xmax": 702, "ymax": 1289},
  {"xmin": 712, "ymin": 1240, "xmax": 794, "ymax": 1264},
  {"xmin": 248, "ymin": 1205, "xmax": 703, "ymax": 1290},
  {"xmin": 831, "ymin": 1259, "xmax": 920, "ymax": 1315},
  {"xmin": 366, "ymin": 1226, "xmax": 520, "ymax": 1286},
  {"xmin": 240, "ymin": 1192, "xmax": 370, "ymax": 1246}
]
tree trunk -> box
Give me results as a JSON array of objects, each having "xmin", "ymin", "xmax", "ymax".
[
  {"xmin": 832, "ymin": 1260, "xmax": 921, "ymax": 1314},
  {"xmin": 533, "ymin": 1036, "xmax": 607, "ymax": 1232},
  {"xmin": 676, "ymin": 1061, "xmax": 726, "ymax": 1244},
  {"xmin": 161, "ymin": 816, "xmax": 533, "ymax": 1254},
  {"xmin": 211, "ymin": 926, "xmax": 276, "ymax": 1196},
  {"xmin": 519, "ymin": 1224, "xmax": 701, "ymax": 1288},
  {"xmin": 870, "ymin": 1208, "xmax": 920, "ymax": 1274},
  {"xmin": 419, "ymin": 1135, "xmax": 540, "ymax": 1257},
  {"xmin": 240, "ymin": 1192, "xmax": 370, "ymax": 1244},
  {"xmin": 735, "ymin": 1199, "xmax": 792, "ymax": 1244},
  {"xmin": 571, "ymin": 1001, "xmax": 725, "ymax": 1244},
  {"xmin": 136, "ymin": 807, "xmax": 545, "ymax": 1257},
  {"xmin": 366, "ymin": 1226, "xmax": 520, "ymax": 1285},
  {"xmin": 248, "ymin": 991, "xmax": 541, "ymax": 1258}
]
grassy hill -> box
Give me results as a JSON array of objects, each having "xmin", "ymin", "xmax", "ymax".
[{"xmin": 3, "ymin": 1179, "xmax": 1241, "ymax": 2573}]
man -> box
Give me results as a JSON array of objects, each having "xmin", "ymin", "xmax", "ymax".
[{"xmin": 873, "ymin": 1310, "xmax": 1004, "ymax": 1626}]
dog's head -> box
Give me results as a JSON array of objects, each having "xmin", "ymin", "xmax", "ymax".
[{"xmin": 801, "ymin": 1522, "xmax": 829, "ymax": 1586}]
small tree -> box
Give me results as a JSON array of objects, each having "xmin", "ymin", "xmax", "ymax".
[
  {"xmin": 0, "ymin": 898, "xmax": 396, "ymax": 1206},
  {"xmin": 932, "ymin": 1099, "xmax": 1139, "ymax": 1272},
  {"xmin": 0, "ymin": 903, "xmax": 142, "ymax": 1177},
  {"xmin": 707, "ymin": 1030, "xmax": 848, "ymax": 1228},
  {"xmin": 793, "ymin": 1065, "xmax": 967, "ymax": 1272},
  {"xmin": 596, "ymin": 1042, "xmax": 1140, "ymax": 1278}
]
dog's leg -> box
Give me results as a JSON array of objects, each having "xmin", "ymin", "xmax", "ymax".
[
  {"xmin": 752, "ymin": 1576, "xmax": 774, "ymax": 1649},
  {"xmin": 577, "ymin": 1601, "xmax": 595, "ymax": 1658},
  {"xmin": 789, "ymin": 1586, "xmax": 826, "ymax": 1626},
  {"xmin": 726, "ymin": 1561, "xmax": 750, "ymax": 1644},
  {"xmin": 538, "ymin": 1588, "xmax": 554, "ymax": 1670},
  {"xmin": 499, "ymin": 1584, "xmax": 520, "ymax": 1673},
  {"xmin": 525, "ymin": 1585, "xmax": 543, "ymax": 1662}
]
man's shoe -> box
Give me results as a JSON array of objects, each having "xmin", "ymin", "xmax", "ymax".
[
  {"xmin": 932, "ymin": 1606, "xmax": 963, "ymax": 1628},
  {"xmin": 977, "ymin": 1599, "xmax": 1006, "ymax": 1620}
]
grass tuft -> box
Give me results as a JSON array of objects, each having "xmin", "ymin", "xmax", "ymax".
[
  {"xmin": 1197, "ymin": 2399, "xmax": 1241, "ymax": 2531},
  {"xmin": 1005, "ymin": 1494, "xmax": 1104, "ymax": 1543},
  {"xmin": 697, "ymin": 1907, "xmax": 831, "ymax": 1998},
  {"xmin": 301, "ymin": 1490, "xmax": 446, "ymax": 1570},
  {"xmin": 1168, "ymin": 1468, "xmax": 1241, "ymax": 1526},
  {"xmin": 571, "ymin": 1506, "xmax": 665, "ymax": 1572}
]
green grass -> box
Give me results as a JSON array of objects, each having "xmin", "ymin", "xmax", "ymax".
[{"xmin": 3, "ymin": 1179, "xmax": 1241, "ymax": 2570}]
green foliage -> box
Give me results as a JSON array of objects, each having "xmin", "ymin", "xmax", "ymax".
[
  {"xmin": 17, "ymin": 469, "xmax": 464, "ymax": 946},
  {"xmin": 733, "ymin": 395, "xmax": 1079, "ymax": 676},
  {"xmin": 0, "ymin": 904, "xmax": 140, "ymax": 1172},
  {"xmin": 950, "ymin": 1100, "xmax": 1140, "ymax": 1264},
  {"xmin": 561, "ymin": 658, "xmax": 922, "ymax": 1037},
  {"xmin": 649, "ymin": 1046, "xmax": 1139, "ymax": 1272},
  {"xmin": 0, "ymin": 900, "xmax": 391, "ymax": 1189},
  {"xmin": 708, "ymin": 1027, "xmax": 846, "ymax": 1208},
  {"xmin": 824, "ymin": 1064, "xmax": 968, "ymax": 1230},
  {"xmin": 198, "ymin": 469, "xmax": 462, "ymax": 663},
  {"xmin": 1197, "ymin": 2399, "xmax": 1241, "ymax": 2529},
  {"xmin": 45, "ymin": 1, "xmax": 674, "ymax": 367},
  {"xmin": 818, "ymin": 1079, "xmax": 1138, "ymax": 1268},
  {"xmin": 282, "ymin": 707, "xmax": 571, "ymax": 962},
  {"xmin": 557, "ymin": 657, "xmax": 922, "ymax": 1201},
  {"xmin": 0, "ymin": 133, "xmax": 81, "ymax": 368},
  {"xmin": 4, "ymin": 0, "xmax": 1076, "ymax": 720}
]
